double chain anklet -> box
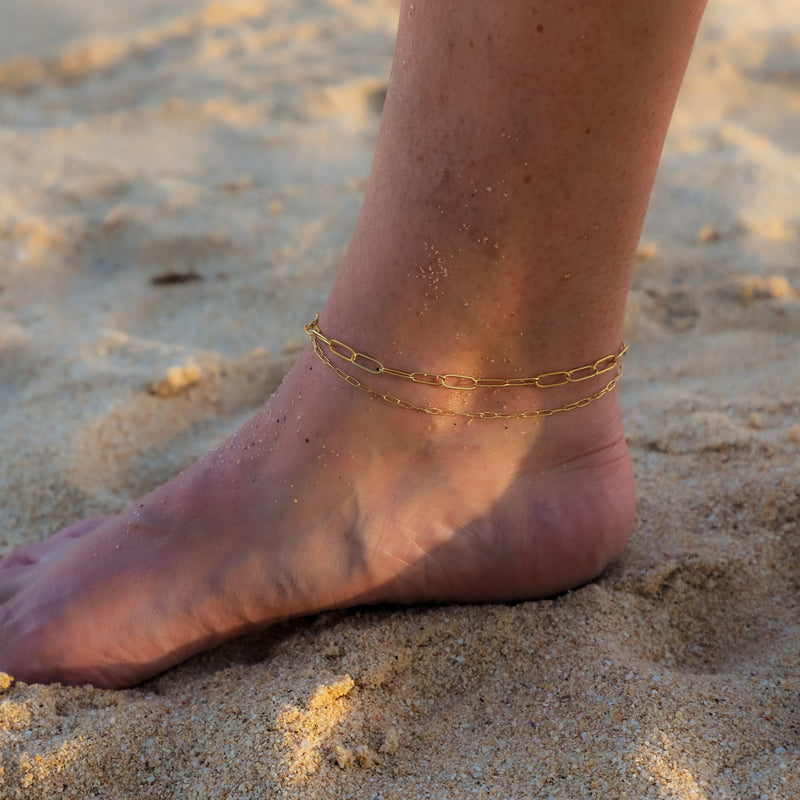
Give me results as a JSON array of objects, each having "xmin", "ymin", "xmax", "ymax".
[{"xmin": 304, "ymin": 315, "xmax": 627, "ymax": 419}]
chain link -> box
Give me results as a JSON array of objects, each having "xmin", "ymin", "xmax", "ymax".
[{"xmin": 304, "ymin": 315, "xmax": 626, "ymax": 419}]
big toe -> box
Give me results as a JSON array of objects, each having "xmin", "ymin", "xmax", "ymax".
[{"xmin": 0, "ymin": 516, "xmax": 111, "ymax": 572}]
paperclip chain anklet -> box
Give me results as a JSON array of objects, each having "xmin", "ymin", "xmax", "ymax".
[{"xmin": 304, "ymin": 315, "xmax": 627, "ymax": 419}]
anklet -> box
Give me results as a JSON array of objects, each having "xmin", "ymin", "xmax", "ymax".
[{"xmin": 304, "ymin": 315, "xmax": 627, "ymax": 419}]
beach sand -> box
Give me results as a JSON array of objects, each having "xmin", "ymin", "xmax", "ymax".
[{"xmin": 1, "ymin": 1, "xmax": 798, "ymax": 797}]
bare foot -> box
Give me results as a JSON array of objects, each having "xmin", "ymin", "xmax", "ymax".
[{"xmin": 0, "ymin": 345, "xmax": 634, "ymax": 688}]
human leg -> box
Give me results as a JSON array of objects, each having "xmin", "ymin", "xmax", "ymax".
[{"xmin": 0, "ymin": 0, "xmax": 707, "ymax": 688}]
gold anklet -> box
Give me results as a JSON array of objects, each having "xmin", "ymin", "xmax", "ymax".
[{"xmin": 304, "ymin": 315, "xmax": 627, "ymax": 419}]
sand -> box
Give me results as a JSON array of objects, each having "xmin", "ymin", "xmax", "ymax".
[{"xmin": 0, "ymin": 1, "xmax": 798, "ymax": 797}]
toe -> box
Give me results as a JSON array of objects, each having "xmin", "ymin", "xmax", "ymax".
[
  {"xmin": 0, "ymin": 563, "xmax": 43, "ymax": 603},
  {"xmin": 0, "ymin": 516, "xmax": 111, "ymax": 572}
]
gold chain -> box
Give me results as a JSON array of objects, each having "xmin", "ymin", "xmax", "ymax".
[{"xmin": 304, "ymin": 315, "xmax": 627, "ymax": 419}]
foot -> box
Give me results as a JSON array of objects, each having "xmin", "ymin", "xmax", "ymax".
[{"xmin": 0, "ymin": 344, "xmax": 635, "ymax": 688}]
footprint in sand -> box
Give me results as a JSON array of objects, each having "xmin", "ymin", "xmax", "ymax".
[{"xmin": 612, "ymin": 485, "xmax": 799, "ymax": 677}]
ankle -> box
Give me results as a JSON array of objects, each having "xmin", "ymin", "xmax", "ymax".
[{"xmin": 304, "ymin": 312, "xmax": 627, "ymax": 422}]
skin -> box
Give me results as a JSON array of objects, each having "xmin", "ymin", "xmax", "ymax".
[{"xmin": 0, "ymin": 0, "xmax": 707, "ymax": 688}]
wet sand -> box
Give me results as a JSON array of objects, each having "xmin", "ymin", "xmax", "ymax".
[{"xmin": 1, "ymin": 1, "xmax": 798, "ymax": 797}]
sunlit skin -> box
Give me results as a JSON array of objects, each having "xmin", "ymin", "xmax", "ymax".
[{"xmin": 0, "ymin": 0, "xmax": 707, "ymax": 688}]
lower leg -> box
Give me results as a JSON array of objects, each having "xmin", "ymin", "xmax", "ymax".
[
  {"xmin": 0, "ymin": 0, "xmax": 707, "ymax": 688},
  {"xmin": 326, "ymin": 0, "xmax": 708, "ymax": 377}
]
